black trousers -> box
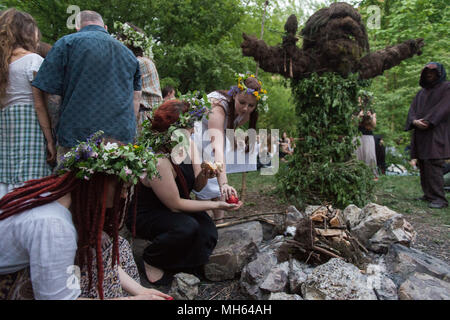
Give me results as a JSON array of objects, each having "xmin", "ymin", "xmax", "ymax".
[
  {"xmin": 134, "ymin": 209, "xmax": 218, "ymax": 273},
  {"xmin": 418, "ymin": 159, "xmax": 448, "ymax": 205}
]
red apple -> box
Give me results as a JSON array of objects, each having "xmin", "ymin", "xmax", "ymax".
[{"xmin": 226, "ymin": 195, "xmax": 239, "ymax": 204}]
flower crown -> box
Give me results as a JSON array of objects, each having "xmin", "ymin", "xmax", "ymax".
[
  {"xmin": 138, "ymin": 91, "xmax": 212, "ymax": 154},
  {"xmin": 56, "ymin": 131, "xmax": 160, "ymax": 184},
  {"xmin": 113, "ymin": 21, "xmax": 154, "ymax": 59},
  {"xmin": 227, "ymin": 72, "xmax": 269, "ymax": 112}
]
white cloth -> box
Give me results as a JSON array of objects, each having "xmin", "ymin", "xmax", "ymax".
[
  {"xmin": 0, "ymin": 201, "xmax": 80, "ymax": 300},
  {"xmin": 356, "ymin": 135, "xmax": 378, "ymax": 177},
  {"xmin": 0, "ymin": 53, "xmax": 43, "ymax": 108}
]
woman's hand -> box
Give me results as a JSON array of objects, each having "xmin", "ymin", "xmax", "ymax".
[
  {"xmin": 134, "ymin": 287, "xmax": 173, "ymax": 300},
  {"xmin": 220, "ymin": 183, "xmax": 237, "ymax": 200},
  {"xmin": 46, "ymin": 141, "xmax": 57, "ymax": 165},
  {"xmin": 216, "ymin": 201, "xmax": 243, "ymax": 211}
]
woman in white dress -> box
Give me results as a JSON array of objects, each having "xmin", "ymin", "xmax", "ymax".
[{"xmin": 193, "ymin": 73, "xmax": 267, "ymax": 222}]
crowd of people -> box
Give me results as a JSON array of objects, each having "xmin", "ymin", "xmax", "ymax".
[
  {"xmin": 0, "ymin": 8, "xmax": 267, "ymax": 300},
  {"xmin": 0, "ymin": 6, "xmax": 448, "ymax": 301}
]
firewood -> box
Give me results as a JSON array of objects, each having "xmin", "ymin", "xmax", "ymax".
[{"xmin": 315, "ymin": 228, "xmax": 344, "ymax": 237}]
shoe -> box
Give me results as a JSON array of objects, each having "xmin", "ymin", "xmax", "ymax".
[
  {"xmin": 428, "ymin": 202, "xmax": 448, "ymax": 209},
  {"xmin": 138, "ymin": 259, "xmax": 174, "ymax": 286}
]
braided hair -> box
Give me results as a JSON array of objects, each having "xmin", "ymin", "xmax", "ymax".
[{"xmin": 0, "ymin": 172, "xmax": 135, "ymax": 300}]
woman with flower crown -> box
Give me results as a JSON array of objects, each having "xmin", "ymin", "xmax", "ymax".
[
  {"xmin": 192, "ymin": 73, "xmax": 267, "ymax": 223},
  {"xmin": 129, "ymin": 98, "xmax": 242, "ymax": 286},
  {"xmin": 0, "ymin": 133, "xmax": 171, "ymax": 300}
]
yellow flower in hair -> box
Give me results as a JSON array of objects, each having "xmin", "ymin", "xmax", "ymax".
[
  {"xmin": 238, "ymin": 84, "xmax": 244, "ymax": 91},
  {"xmin": 253, "ymin": 91, "xmax": 259, "ymax": 97},
  {"xmin": 263, "ymin": 89, "xmax": 267, "ymax": 94},
  {"xmin": 250, "ymin": 74, "xmax": 255, "ymax": 78}
]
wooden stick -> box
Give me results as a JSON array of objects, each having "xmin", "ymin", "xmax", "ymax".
[
  {"xmin": 312, "ymin": 245, "xmax": 344, "ymax": 259},
  {"xmin": 214, "ymin": 211, "xmax": 285, "ymax": 222}
]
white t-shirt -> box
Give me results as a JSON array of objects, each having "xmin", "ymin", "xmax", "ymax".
[
  {"xmin": 0, "ymin": 201, "xmax": 80, "ymax": 300},
  {"xmin": 0, "ymin": 53, "xmax": 43, "ymax": 108}
]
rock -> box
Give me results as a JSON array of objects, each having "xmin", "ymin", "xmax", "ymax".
[
  {"xmin": 240, "ymin": 252, "xmax": 278, "ymax": 300},
  {"xmin": 351, "ymin": 203, "xmax": 401, "ymax": 247},
  {"xmin": 169, "ymin": 273, "xmax": 201, "ymax": 300},
  {"xmin": 365, "ymin": 262, "xmax": 398, "ymax": 300},
  {"xmin": 259, "ymin": 235, "xmax": 286, "ymax": 254},
  {"xmin": 301, "ymin": 258, "xmax": 377, "ymax": 300},
  {"xmin": 286, "ymin": 206, "xmax": 305, "ymax": 226},
  {"xmin": 385, "ymin": 244, "xmax": 450, "ymax": 285},
  {"xmin": 342, "ymin": 204, "xmax": 363, "ymax": 229},
  {"xmin": 260, "ymin": 220, "xmax": 277, "ymax": 241},
  {"xmin": 269, "ymin": 292, "xmax": 303, "ymax": 300},
  {"xmin": 369, "ymin": 216, "xmax": 417, "ymax": 253},
  {"xmin": 205, "ymin": 221, "xmax": 263, "ymax": 281},
  {"xmin": 398, "ymin": 273, "xmax": 450, "ymax": 300},
  {"xmin": 260, "ymin": 261, "xmax": 290, "ymax": 293},
  {"xmin": 289, "ymin": 259, "xmax": 309, "ymax": 294}
]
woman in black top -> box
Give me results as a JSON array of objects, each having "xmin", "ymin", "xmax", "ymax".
[{"xmin": 127, "ymin": 100, "xmax": 242, "ymax": 285}]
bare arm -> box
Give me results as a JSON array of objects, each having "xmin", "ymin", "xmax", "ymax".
[
  {"xmin": 208, "ymin": 105, "xmax": 228, "ymax": 187},
  {"xmin": 142, "ymin": 158, "xmax": 238, "ymax": 212},
  {"xmin": 32, "ymin": 86, "xmax": 56, "ymax": 164}
]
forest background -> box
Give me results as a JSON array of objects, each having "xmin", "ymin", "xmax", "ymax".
[{"xmin": 2, "ymin": 0, "xmax": 449, "ymax": 160}]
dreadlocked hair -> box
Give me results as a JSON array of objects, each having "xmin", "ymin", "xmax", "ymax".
[{"xmin": 0, "ymin": 172, "xmax": 134, "ymax": 300}]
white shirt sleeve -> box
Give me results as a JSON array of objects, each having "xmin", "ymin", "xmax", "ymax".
[
  {"xmin": 26, "ymin": 54, "xmax": 44, "ymax": 82},
  {"xmin": 20, "ymin": 214, "xmax": 80, "ymax": 300}
]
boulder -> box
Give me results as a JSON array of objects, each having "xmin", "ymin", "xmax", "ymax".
[
  {"xmin": 169, "ymin": 273, "xmax": 201, "ymax": 300},
  {"xmin": 342, "ymin": 204, "xmax": 363, "ymax": 229},
  {"xmin": 289, "ymin": 259, "xmax": 309, "ymax": 294},
  {"xmin": 269, "ymin": 292, "xmax": 303, "ymax": 300},
  {"xmin": 205, "ymin": 221, "xmax": 263, "ymax": 281},
  {"xmin": 365, "ymin": 262, "xmax": 398, "ymax": 300},
  {"xmin": 398, "ymin": 272, "xmax": 450, "ymax": 300},
  {"xmin": 385, "ymin": 244, "xmax": 450, "ymax": 285},
  {"xmin": 240, "ymin": 251, "xmax": 278, "ymax": 300},
  {"xmin": 369, "ymin": 216, "xmax": 417, "ymax": 253},
  {"xmin": 259, "ymin": 261, "xmax": 290, "ymax": 293},
  {"xmin": 351, "ymin": 203, "xmax": 402, "ymax": 247},
  {"xmin": 301, "ymin": 258, "xmax": 377, "ymax": 300},
  {"xmin": 285, "ymin": 206, "xmax": 305, "ymax": 227}
]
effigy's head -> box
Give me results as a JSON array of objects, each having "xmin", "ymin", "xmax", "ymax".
[{"xmin": 300, "ymin": 2, "xmax": 370, "ymax": 75}]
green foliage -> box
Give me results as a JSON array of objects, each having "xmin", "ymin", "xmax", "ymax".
[{"xmin": 277, "ymin": 72, "xmax": 375, "ymax": 209}]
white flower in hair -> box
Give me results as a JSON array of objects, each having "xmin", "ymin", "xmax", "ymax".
[{"xmin": 104, "ymin": 142, "xmax": 119, "ymax": 151}]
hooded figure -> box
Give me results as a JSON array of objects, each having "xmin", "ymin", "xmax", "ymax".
[{"xmin": 405, "ymin": 62, "xmax": 450, "ymax": 209}]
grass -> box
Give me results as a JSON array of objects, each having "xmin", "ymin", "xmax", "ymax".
[
  {"xmin": 227, "ymin": 170, "xmax": 450, "ymax": 225},
  {"xmin": 374, "ymin": 175, "xmax": 450, "ymax": 225}
]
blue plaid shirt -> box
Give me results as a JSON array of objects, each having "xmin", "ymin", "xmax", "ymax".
[{"xmin": 32, "ymin": 25, "xmax": 142, "ymax": 147}]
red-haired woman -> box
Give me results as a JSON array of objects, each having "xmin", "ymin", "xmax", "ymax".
[
  {"xmin": 0, "ymin": 9, "xmax": 56, "ymax": 199},
  {"xmin": 128, "ymin": 99, "xmax": 242, "ymax": 285},
  {"xmin": 0, "ymin": 136, "xmax": 171, "ymax": 300},
  {"xmin": 192, "ymin": 73, "xmax": 265, "ymax": 223}
]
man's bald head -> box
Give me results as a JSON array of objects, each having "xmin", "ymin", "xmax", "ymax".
[{"xmin": 76, "ymin": 10, "xmax": 105, "ymax": 30}]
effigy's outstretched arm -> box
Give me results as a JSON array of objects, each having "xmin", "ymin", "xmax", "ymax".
[
  {"xmin": 358, "ymin": 38, "xmax": 425, "ymax": 79},
  {"xmin": 241, "ymin": 33, "xmax": 311, "ymax": 78}
]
